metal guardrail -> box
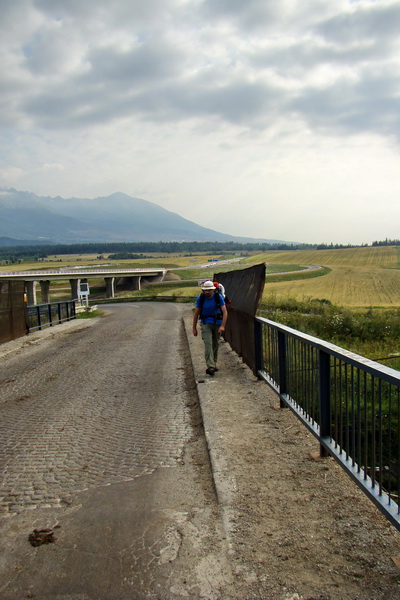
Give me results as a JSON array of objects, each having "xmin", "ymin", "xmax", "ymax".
[
  {"xmin": 27, "ymin": 300, "xmax": 76, "ymax": 332},
  {"xmin": 255, "ymin": 316, "xmax": 400, "ymax": 530}
]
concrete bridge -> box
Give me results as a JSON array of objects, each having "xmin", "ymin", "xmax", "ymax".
[{"xmin": 0, "ymin": 267, "xmax": 166, "ymax": 304}]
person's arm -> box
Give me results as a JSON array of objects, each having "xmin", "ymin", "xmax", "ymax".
[
  {"xmin": 192, "ymin": 307, "xmax": 200, "ymax": 336},
  {"xmin": 218, "ymin": 304, "xmax": 228, "ymax": 334}
]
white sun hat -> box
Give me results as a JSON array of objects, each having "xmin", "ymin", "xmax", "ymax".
[{"xmin": 201, "ymin": 280, "xmax": 216, "ymax": 290}]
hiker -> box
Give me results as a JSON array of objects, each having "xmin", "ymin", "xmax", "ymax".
[{"xmin": 192, "ymin": 280, "xmax": 228, "ymax": 376}]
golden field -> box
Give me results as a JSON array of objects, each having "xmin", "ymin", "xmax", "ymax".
[
  {"xmin": 257, "ymin": 246, "xmax": 400, "ymax": 308},
  {"xmin": 147, "ymin": 246, "xmax": 400, "ymax": 308},
  {"xmin": 263, "ymin": 265, "xmax": 400, "ymax": 307},
  {"xmin": 249, "ymin": 245, "xmax": 399, "ymax": 268}
]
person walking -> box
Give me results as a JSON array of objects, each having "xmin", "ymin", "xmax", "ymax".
[{"xmin": 192, "ymin": 280, "xmax": 228, "ymax": 376}]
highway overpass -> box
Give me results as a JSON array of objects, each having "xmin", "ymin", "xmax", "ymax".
[{"xmin": 0, "ymin": 268, "xmax": 167, "ymax": 304}]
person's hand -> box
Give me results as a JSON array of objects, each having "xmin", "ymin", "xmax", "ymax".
[
  {"xmin": 193, "ymin": 327, "xmax": 198, "ymax": 337},
  {"xmin": 218, "ymin": 325, "xmax": 225, "ymax": 334}
]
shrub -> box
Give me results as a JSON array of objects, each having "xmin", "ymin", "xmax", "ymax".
[{"xmin": 259, "ymin": 296, "xmax": 400, "ymax": 365}]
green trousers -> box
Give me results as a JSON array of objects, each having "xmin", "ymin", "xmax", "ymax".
[{"xmin": 201, "ymin": 323, "xmax": 220, "ymax": 368}]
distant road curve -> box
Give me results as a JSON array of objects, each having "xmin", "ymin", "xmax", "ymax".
[
  {"xmin": 152, "ymin": 263, "xmax": 323, "ymax": 287},
  {"xmin": 175, "ymin": 260, "xmax": 322, "ymax": 275},
  {"xmin": 266, "ymin": 264, "xmax": 323, "ymax": 276},
  {"xmin": 177, "ymin": 257, "xmax": 243, "ymax": 270}
]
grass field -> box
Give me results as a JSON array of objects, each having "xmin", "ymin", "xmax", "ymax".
[
  {"xmin": 263, "ymin": 265, "xmax": 400, "ymax": 307},
  {"xmin": 249, "ymin": 245, "xmax": 399, "ymax": 268},
  {"xmin": 0, "ymin": 252, "xmax": 239, "ymax": 273},
  {"xmin": 2, "ymin": 245, "xmax": 399, "ymax": 368},
  {"xmin": 111, "ymin": 246, "xmax": 400, "ymax": 308},
  {"xmin": 2, "ymin": 245, "xmax": 399, "ymax": 308},
  {"xmin": 256, "ymin": 246, "xmax": 400, "ymax": 308}
]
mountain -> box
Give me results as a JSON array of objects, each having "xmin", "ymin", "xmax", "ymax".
[
  {"xmin": 0, "ymin": 188, "xmax": 285, "ymax": 244},
  {"xmin": 0, "ymin": 237, "xmax": 51, "ymax": 246}
]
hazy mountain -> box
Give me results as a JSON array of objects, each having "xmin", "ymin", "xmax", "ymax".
[
  {"xmin": 0, "ymin": 188, "xmax": 285, "ymax": 244},
  {"xmin": 0, "ymin": 237, "xmax": 50, "ymax": 246}
]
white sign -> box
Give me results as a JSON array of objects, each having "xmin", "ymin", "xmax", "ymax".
[{"xmin": 78, "ymin": 282, "xmax": 90, "ymax": 305}]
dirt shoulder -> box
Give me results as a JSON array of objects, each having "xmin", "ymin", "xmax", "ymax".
[{"xmin": 185, "ymin": 312, "xmax": 400, "ymax": 600}]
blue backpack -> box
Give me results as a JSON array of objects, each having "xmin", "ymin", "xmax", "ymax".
[{"xmin": 199, "ymin": 291, "xmax": 223, "ymax": 322}]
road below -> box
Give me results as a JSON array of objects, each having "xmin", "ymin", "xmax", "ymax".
[{"xmin": 0, "ymin": 303, "xmax": 232, "ymax": 599}]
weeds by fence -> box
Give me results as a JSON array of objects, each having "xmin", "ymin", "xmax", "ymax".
[{"xmin": 259, "ymin": 297, "xmax": 400, "ymax": 371}]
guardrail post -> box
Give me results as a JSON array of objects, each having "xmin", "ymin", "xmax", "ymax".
[
  {"xmin": 278, "ymin": 331, "xmax": 287, "ymax": 408},
  {"xmin": 319, "ymin": 348, "xmax": 331, "ymax": 457}
]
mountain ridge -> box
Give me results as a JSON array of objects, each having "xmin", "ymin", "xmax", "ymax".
[{"xmin": 0, "ymin": 188, "xmax": 290, "ymax": 245}]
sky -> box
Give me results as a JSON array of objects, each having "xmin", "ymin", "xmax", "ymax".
[{"xmin": 1, "ymin": 0, "xmax": 400, "ymax": 245}]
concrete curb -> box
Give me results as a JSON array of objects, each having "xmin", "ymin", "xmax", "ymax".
[{"xmin": 183, "ymin": 317, "xmax": 237, "ymax": 545}]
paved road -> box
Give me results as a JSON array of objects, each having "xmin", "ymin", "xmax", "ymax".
[{"xmin": 0, "ymin": 303, "xmax": 231, "ymax": 599}]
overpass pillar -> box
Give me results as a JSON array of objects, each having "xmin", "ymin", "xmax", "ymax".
[
  {"xmin": 40, "ymin": 280, "xmax": 51, "ymax": 304},
  {"xmin": 105, "ymin": 277, "xmax": 115, "ymax": 298},
  {"xmin": 25, "ymin": 281, "xmax": 37, "ymax": 305},
  {"xmin": 69, "ymin": 278, "xmax": 80, "ymax": 300},
  {"xmin": 133, "ymin": 276, "xmax": 141, "ymax": 290}
]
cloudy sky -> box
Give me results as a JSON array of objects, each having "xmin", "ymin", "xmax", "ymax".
[{"xmin": 1, "ymin": 0, "xmax": 400, "ymax": 244}]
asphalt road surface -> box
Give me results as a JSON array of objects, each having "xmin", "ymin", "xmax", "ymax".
[{"xmin": 0, "ymin": 303, "xmax": 232, "ymax": 599}]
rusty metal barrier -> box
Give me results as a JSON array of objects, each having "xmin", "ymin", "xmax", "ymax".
[
  {"xmin": 0, "ymin": 280, "xmax": 28, "ymax": 344},
  {"xmin": 215, "ymin": 263, "xmax": 266, "ymax": 374}
]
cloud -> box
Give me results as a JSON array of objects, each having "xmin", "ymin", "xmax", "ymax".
[
  {"xmin": 42, "ymin": 163, "xmax": 65, "ymax": 172},
  {"xmin": 317, "ymin": 1, "xmax": 400, "ymax": 45},
  {"xmin": 0, "ymin": 0, "xmax": 400, "ymax": 244},
  {"xmin": 3, "ymin": 0, "xmax": 399, "ymax": 138}
]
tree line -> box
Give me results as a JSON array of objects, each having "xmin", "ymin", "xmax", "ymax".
[
  {"xmin": 0, "ymin": 238, "xmax": 395, "ymax": 264},
  {"xmin": 372, "ymin": 238, "xmax": 400, "ymax": 246}
]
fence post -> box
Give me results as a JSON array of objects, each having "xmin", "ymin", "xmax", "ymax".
[
  {"xmin": 278, "ymin": 331, "xmax": 287, "ymax": 409},
  {"xmin": 319, "ymin": 348, "xmax": 331, "ymax": 457}
]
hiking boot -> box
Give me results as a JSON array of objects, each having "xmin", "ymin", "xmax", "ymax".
[{"xmin": 206, "ymin": 367, "xmax": 216, "ymax": 376}]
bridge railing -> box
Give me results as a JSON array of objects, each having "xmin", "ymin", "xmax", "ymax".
[
  {"xmin": 27, "ymin": 300, "xmax": 76, "ymax": 332},
  {"xmin": 255, "ymin": 316, "xmax": 400, "ymax": 530}
]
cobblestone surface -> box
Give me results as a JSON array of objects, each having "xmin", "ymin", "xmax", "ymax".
[
  {"xmin": 0, "ymin": 303, "xmax": 194, "ymax": 515},
  {"xmin": 3, "ymin": 302, "xmax": 400, "ymax": 599}
]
